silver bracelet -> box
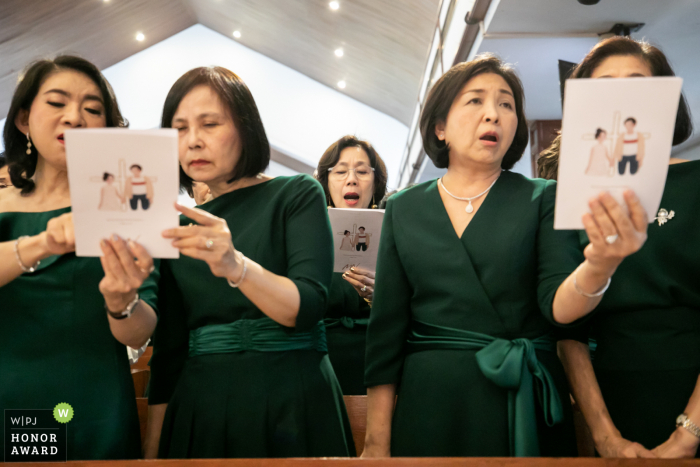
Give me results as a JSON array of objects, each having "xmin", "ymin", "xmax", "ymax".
[
  {"xmin": 14, "ymin": 235, "xmax": 41, "ymax": 273},
  {"xmin": 227, "ymin": 255, "xmax": 248, "ymax": 288},
  {"xmin": 105, "ymin": 293, "xmax": 140, "ymax": 320},
  {"xmin": 573, "ymin": 267, "xmax": 611, "ymax": 298}
]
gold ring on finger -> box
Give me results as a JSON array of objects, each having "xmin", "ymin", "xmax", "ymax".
[{"xmin": 361, "ymin": 285, "xmax": 367, "ymax": 292}]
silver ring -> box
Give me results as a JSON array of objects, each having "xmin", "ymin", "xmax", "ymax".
[
  {"xmin": 205, "ymin": 239, "xmax": 214, "ymax": 249},
  {"xmin": 361, "ymin": 285, "xmax": 367, "ymax": 292},
  {"xmin": 605, "ymin": 234, "xmax": 619, "ymax": 245}
]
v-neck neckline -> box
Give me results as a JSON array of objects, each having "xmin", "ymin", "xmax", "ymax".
[{"xmin": 432, "ymin": 172, "xmax": 505, "ymax": 241}]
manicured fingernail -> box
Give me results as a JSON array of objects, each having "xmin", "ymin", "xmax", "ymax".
[
  {"xmin": 128, "ymin": 240, "xmax": 136, "ymax": 249},
  {"xmin": 100, "ymin": 239, "xmax": 107, "ymax": 247},
  {"xmin": 350, "ymin": 267, "xmax": 355, "ymax": 272},
  {"xmin": 112, "ymin": 234, "xmax": 120, "ymax": 242}
]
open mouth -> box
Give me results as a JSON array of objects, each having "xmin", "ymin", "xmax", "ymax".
[
  {"xmin": 344, "ymin": 192, "xmax": 360, "ymax": 206},
  {"xmin": 57, "ymin": 134, "xmax": 65, "ymax": 144},
  {"xmin": 479, "ymin": 131, "xmax": 498, "ymax": 143}
]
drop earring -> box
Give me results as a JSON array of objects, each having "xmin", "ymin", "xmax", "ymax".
[
  {"xmin": 26, "ymin": 133, "xmax": 32, "ymax": 155},
  {"xmin": 371, "ymin": 195, "xmax": 377, "ymax": 209}
]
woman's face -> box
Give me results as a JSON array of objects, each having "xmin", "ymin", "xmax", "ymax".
[
  {"xmin": 106, "ymin": 175, "xmax": 114, "ymax": 184},
  {"xmin": 597, "ymin": 131, "xmax": 607, "ymax": 142},
  {"xmin": 436, "ymin": 73, "xmax": 518, "ymax": 169},
  {"xmin": 16, "ymin": 70, "xmax": 106, "ymax": 169},
  {"xmin": 172, "ymin": 85, "xmax": 243, "ymax": 186},
  {"xmin": 590, "ymin": 55, "xmax": 653, "ymax": 79},
  {"xmin": 328, "ymin": 146, "xmax": 375, "ymax": 209}
]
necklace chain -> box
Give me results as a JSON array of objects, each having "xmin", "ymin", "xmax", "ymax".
[{"xmin": 438, "ymin": 175, "xmax": 499, "ymax": 214}]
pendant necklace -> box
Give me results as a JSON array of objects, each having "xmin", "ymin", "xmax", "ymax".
[{"xmin": 438, "ymin": 175, "xmax": 499, "ymax": 214}]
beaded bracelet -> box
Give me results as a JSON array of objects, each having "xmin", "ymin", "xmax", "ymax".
[{"xmin": 14, "ymin": 236, "xmax": 41, "ymax": 273}]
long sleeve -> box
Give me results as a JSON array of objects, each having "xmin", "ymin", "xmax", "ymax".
[
  {"xmin": 535, "ymin": 180, "xmax": 586, "ymax": 326},
  {"xmin": 364, "ymin": 197, "xmax": 412, "ymax": 387},
  {"xmin": 148, "ymin": 259, "xmax": 189, "ymax": 405},
  {"xmin": 285, "ymin": 175, "xmax": 334, "ymax": 332}
]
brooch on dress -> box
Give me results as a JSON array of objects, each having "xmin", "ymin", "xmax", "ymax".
[{"xmin": 654, "ymin": 208, "xmax": 675, "ymax": 226}]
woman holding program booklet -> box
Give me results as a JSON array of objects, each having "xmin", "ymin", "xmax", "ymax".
[
  {"xmin": 315, "ymin": 135, "xmax": 388, "ymax": 395},
  {"xmin": 0, "ymin": 56, "xmax": 159, "ymax": 461},
  {"xmin": 539, "ymin": 36, "xmax": 700, "ymax": 459},
  {"xmin": 143, "ymin": 66, "xmax": 354, "ymax": 459},
  {"xmin": 361, "ymin": 53, "xmax": 649, "ymax": 458}
]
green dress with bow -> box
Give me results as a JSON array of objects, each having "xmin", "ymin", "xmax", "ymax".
[
  {"xmin": 0, "ymin": 207, "xmax": 160, "ymax": 460},
  {"xmin": 365, "ymin": 172, "xmax": 582, "ymax": 457},
  {"xmin": 325, "ymin": 273, "xmax": 371, "ymax": 395},
  {"xmin": 149, "ymin": 175, "xmax": 355, "ymax": 458}
]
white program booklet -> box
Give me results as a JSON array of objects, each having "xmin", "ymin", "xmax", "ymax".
[
  {"xmin": 328, "ymin": 208, "xmax": 385, "ymax": 273},
  {"xmin": 554, "ymin": 77, "xmax": 683, "ymax": 229},
  {"xmin": 65, "ymin": 129, "xmax": 180, "ymax": 258}
]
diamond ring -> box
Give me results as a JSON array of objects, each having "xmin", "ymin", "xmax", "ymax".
[
  {"xmin": 361, "ymin": 285, "xmax": 367, "ymax": 292},
  {"xmin": 206, "ymin": 240, "xmax": 214, "ymax": 249},
  {"xmin": 605, "ymin": 234, "xmax": 619, "ymax": 245}
]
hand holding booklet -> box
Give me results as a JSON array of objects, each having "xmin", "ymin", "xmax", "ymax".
[
  {"xmin": 327, "ymin": 207, "xmax": 385, "ymax": 273},
  {"xmin": 554, "ymin": 77, "xmax": 683, "ymax": 229},
  {"xmin": 65, "ymin": 129, "xmax": 180, "ymax": 258}
]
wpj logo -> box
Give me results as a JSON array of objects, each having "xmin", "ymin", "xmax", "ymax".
[{"xmin": 4, "ymin": 404, "xmax": 70, "ymax": 462}]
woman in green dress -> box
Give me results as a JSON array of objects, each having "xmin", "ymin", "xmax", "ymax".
[
  {"xmin": 538, "ymin": 36, "xmax": 700, "ymax": 459},
  {"xmin": 315, "ymin": 135, "xmax": 387, "ymax": 395},
  {"xmin": 362, "ymin": 54, "xmax": 650, "ymax": 458},
  {"xmin": 144, "ymin": 66, "xmax": 354, "ymax": 458},
  {"xmin": 0, "ymin": 56, "xmax": 159, "ymax": 460}
]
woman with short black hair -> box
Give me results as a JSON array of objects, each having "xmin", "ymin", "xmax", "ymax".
[
  {"xmin": 0, "ymin": 55, "xmax": 159, "ymax": 461},
  {"xmin": 144, "ymin": 67, "xmax": 354, "ymax": 458},
  {"xmin": 539, "ymin": 36, "xmax": 700, "ymax": 459},
  {"xmin": 314, "ymin": 135, "xmax": 388, "ymax": 395},
  {"xmin": 362, "ymin": 53, "xmax": 648, "ymax": 458}
]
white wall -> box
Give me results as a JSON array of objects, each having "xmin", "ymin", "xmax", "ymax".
[{"xmin": 1, "ymin": 24, "xmax": 409, "ymax": 188}]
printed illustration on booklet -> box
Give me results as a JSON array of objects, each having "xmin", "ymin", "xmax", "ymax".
[{"xmin": 5, "ymin": 410, "xmax": 67, "ymax": 462}]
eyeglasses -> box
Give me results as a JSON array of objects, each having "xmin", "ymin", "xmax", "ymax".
[{"xmin": 328, "ymin": 165, "xmax": 375, "ymax": 181}]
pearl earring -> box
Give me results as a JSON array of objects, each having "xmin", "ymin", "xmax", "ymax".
[{"xmin": 26, "ymin": 133, "xmax": 32, "ymax": 155}]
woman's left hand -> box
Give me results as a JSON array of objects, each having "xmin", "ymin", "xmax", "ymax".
[
  {"xmin": 582, "ymin": 190, "xmax": 648, "ymax": 276},
  {"xmin": 343, "ymin": 266, "xmax": 375, "ymax": 301},
  {"xmin": 162, "ymin": 203, "xmax": 243, "ymax": 279},
  {"xmin": 99, "ymin": 235, "xmax": 154, "ymax": 312},
  {"xmin": 652, "ymin": 428, "xmax": 700, "ymax": 459}
]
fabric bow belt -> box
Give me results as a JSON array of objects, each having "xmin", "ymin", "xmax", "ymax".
[
  {"xmin": 189, "ymin": 317, "xmax": 327, "ymax": 357},
  {"xmin": 406, "ymin": 319, "xmax": 563, "ymax": 457},
  {"xmin": 324, "ymin": 316, "xmax": 369, "ymax": 330}
]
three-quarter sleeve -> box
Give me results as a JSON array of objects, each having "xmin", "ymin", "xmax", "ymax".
[
  {"xmin": 137, "ymin": 259, "xmax": 160, "ymax": 312},
  {"xmin": 364, "ymin": 197, "xmax": 412, "ymax": 387},
  {"xmin": 284, "ymin": 175, "xmax": 334, "ymax": 332},
  {"xmin": 535, "ymin": 180, "xmax": 586, "ymax": 325},
  {"xmin": 148, "ymin": 260, "xmax": 189, "ymax": 405}
]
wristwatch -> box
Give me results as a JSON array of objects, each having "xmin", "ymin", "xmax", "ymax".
[
  {"xmin": 676, "ymin": 414, "xmax": 700, "ymax": 438},
  {"xmin": 106, "ymin": 293, "xmax": 140, "ymax": 320}
]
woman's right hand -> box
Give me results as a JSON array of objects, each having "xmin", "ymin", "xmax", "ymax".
[
  {"xmin": 40, "ymin": 212, "xmax": 76, "ymax": 256},
  {"xmin": 595, "ymin": 433, "xmax": 656, "ymax": 458}
]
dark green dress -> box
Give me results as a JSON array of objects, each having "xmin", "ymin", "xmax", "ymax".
[
  {"xmin": 325, "ymin": 273, "xmax": 371, "ymax": 395},
  {"xmin": 0, "ymin": 207, "xmax": 160, "ymax": 461},
  {"xmin": 365, "ymin": 172, "xmax": 582, "ymax": 457},
  {"xmin": 575, "ymin": 160, "xmax": 700, "ymax": 453},
  {"xmin": 149, "ymin": 174, "xmax": 355, "ymax": 458}
]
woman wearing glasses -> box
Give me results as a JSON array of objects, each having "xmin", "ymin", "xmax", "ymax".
[{"xmin": 315, "ymin": 135, "xmax": 388, "ymax": 395}]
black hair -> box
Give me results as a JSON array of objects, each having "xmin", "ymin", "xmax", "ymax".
[
  {"xmin": 538, "ymin": 36, "xmax": 693, "ymax": 180},
  {"xmin": 161, "ymin": 66, "xmax": 270, "ymax": 193},
  {"xmin": 595, "ymin": 128, "xmax": 606, "ymax": 139},
  {"xmin": 315, "ymin": 135, "xmax": 388, "ymax": 208},
  {"xmin": 130, "ymin": 164, "xmax": 142, "ymax": 171},
  {"xmin": 344, "ymin": 230, "xmax": 350, "ymax": 235},
  {"xmin": 3, "ymin": 55, "xmax": 125, "ymax": 194},
  {"xmin": 103, "ymin": 172, "xmax": 114, "ymax": 181},
  {"xmin": 359, "ymin": 226, "xmax": 365, "ymax": 230},
  {"xmin": 0, "ymin": 154, "xmax": 5, "ymax": 170},
  {"xmin": 420, "ymin": 53, "xmax": 529, "ymax": 170},
  {"xmin": 624, "ymin": 117, "xmax": 637, "ymax": 125}
]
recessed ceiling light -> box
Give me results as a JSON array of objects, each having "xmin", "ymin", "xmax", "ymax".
[
  {"xmin": 329, "ymin": 1, "xmax": 339, "ymax": 10},
  {"xmin": 337, "ymin": 80, "xmax": 346, "ymax": 89},
  {"xmin": 233, "ymin": 30, "xmax": 241, "ymax": 39},
  {"xmin": 334, "ymin": 48, "xmax": 344, "ymax": 57},
  {"xmin": 103, "ymin": 0, "xmax": 110, "ymax": 2},
  {"xmin": 136, "ymin": 32, "xmax": 145, "ymax": 42}
]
